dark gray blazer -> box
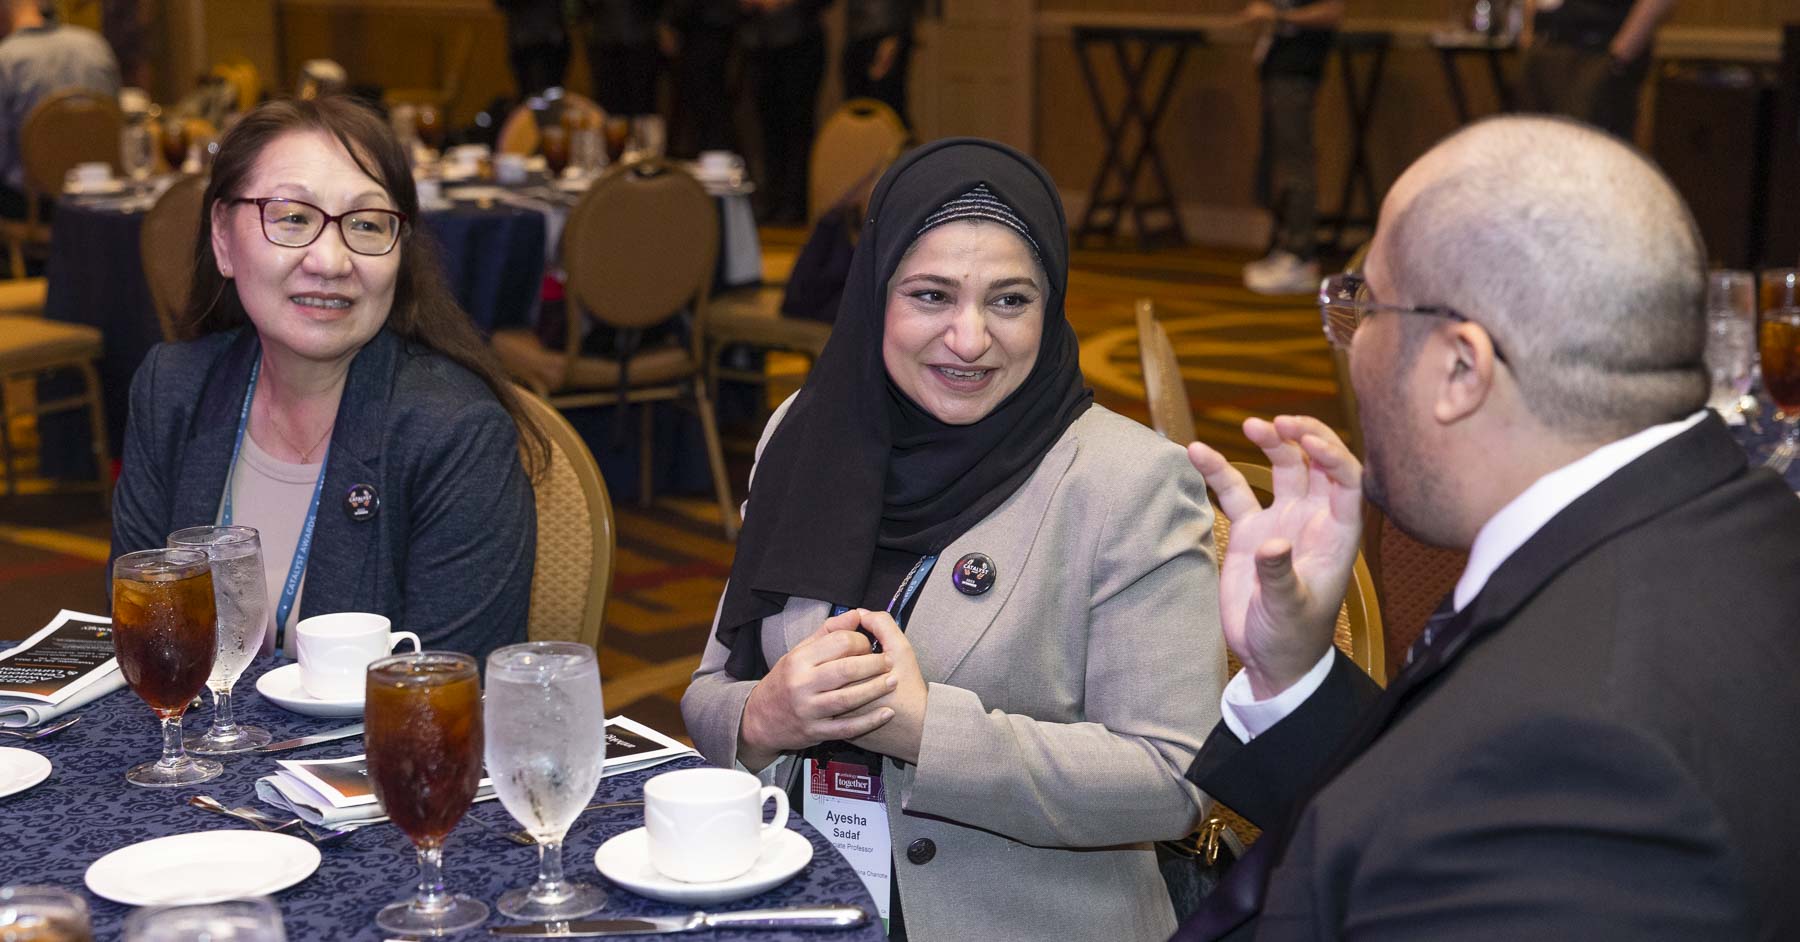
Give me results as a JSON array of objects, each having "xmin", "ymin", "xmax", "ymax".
[
  {"xmin": 1176, "ymin": 414, "xmax": 1800, "ymax": 941},
  {"xmin": 110, "ymin": 327, "xmax": 535, "ymax": 663}
]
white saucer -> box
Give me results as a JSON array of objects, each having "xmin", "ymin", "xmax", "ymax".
[
  {"xmin": 445, "ymin": 185, "xmax": 506, "ymax": 202},
  {"xmin": 64, "ymin": 178, "xmax": 125, "ymax": 195},
  {"xmin": 86, "ymin": 830, "xmax": 320, "ymax": 906},
  {"xmin": 594, "ymin": 827, "xmax": 812, "ymax": 905},
  {"xmin": 0, "ymin": 747, "xmax": 51, "ymax": 798},
  {"xmin": 255, "ymin": 663, "xmax": 363, "ymax": 718}
]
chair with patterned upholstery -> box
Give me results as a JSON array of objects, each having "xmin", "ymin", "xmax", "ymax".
[
  {"xmin": 139, "ymin": 174, "xmax": 208, "ymax": 342},
  {"xmin": 808, "ymin": 98, "xmax": 907, "ymax": 226},
  {"xmin": 513, "ymin": 385, "xmax": 615, "ymax": 652},
  {"xmin": 4, "ymin": 89, "xmax": 122, "ymax": 279},
  {"xmin": 490, "ymin": 158, "xmax": 738, "ymax": 538}
]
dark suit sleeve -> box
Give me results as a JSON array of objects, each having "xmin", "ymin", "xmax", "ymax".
[
  {"xmin": 110, "ymin": 346, "xmax": 173, "ymax": 575},
  {"xmin": 1185, "ymin": 651, "xmax": 1380, "ymax": 827},
  {"xmin": 1332, "ymin": 709, "xmax": 1751, "ymax": 940},
  {"xmin": 399, "ymin": 399, "xmax": 536, "ymax": 662}
]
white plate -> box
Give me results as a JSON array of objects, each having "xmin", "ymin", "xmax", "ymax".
[
  {"xmin": 594, "ymin": 826, "xmax": 812, "ymax": 905},
  {"xmin": 86, "ymin": 830, "xmax": 320, "ymax": 906},
  {"xmin": 0, "ymin": 747, "xmax": 51, "ymax": 798},
  {"xmin": 255, "ymin": 662, "xmax": 363, "ymax": 718},
  {"xmin": 553, "ymin": 176, "xmax": 591, "ymax": 193}
]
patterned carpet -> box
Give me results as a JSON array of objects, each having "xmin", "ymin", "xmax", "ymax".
[{"xmin": 0, "ymin": 236, "xmax": 1340, "ymax": 744}]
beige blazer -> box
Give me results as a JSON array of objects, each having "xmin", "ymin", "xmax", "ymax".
[{"xmin": 683, "ymin": 400, "xmax": 1225, "ymax": 942}]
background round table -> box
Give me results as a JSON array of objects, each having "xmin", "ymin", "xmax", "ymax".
[{"xmin": 0, "ymin": 655, "xmax": 883, "ymax": 941}]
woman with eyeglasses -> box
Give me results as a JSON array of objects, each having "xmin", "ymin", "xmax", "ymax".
[{"xmin": 110, "ymin": 96, "xmax": 546, "ymax": 662}]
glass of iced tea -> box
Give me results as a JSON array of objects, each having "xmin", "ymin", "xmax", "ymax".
[
  {"xmin": 1759, "ymin": 269, "xmax": 1800, "ymax": 472},
  {"xmin": 111, "ymin": 548, "xmax": 220, "ymax": 788},
  {"xmin": 365, "ymin": 652, "xmax": 487, "ymax": 935},
  {"xmin": 0, "ymin": 886, "xmax": 92, "ymax": 942},
  {"xmin": 540, "ymin": 124, "xmax": 570, "ymax": 178}
]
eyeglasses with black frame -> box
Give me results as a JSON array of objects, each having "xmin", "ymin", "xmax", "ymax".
[
  {"xmin": 1317, "ymin": 272, "xmax": 1507, "ymax": 363},
  {"xmin": 231, "ymin": 197, "xmax": 409, "ymax": 256}
]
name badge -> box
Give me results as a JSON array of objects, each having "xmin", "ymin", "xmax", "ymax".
[{"xmin": 802, "ymin": 758, "xmax": 893, "ymax": 926}]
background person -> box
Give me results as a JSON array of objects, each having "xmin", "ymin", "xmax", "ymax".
[
  {"xmin": 110, "ymin": 96, "xmax": 544, "ymax": 663},
  {"xmin": 1173, "ymin": 115, "xmax": 1800, "ymax": 940},
  {"xmin": 0, "ymin": 0, "xmax": 120, "ymax": 219},
  {"xmin": 581, "ymin": 0, "xmax": 666, "ymax": 126},
  {"xmin": 1519, "ymin": 0, "xmax": 1676, "ymax": 140},
  {"xmin": 495, "ymin": 0, "xmax": 571, "ymax": 98},
  {"xmin": 1237, "ymin": 0, "xmax": 1344, "ymax": 296},
  {"xmin": 684, "ymin": 138, "xmax": 1223, "ymax": 942},
  {"xmin": 741, "ymin": 0, "xmax": 829, "ymax": 225},
  {"xmin": 842, "ymin": 0, "xmax": 916, "ymax": 127}
]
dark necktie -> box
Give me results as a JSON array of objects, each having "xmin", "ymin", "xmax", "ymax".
[{"xmin": 1172, "ymin": 595, "xmax": 1470, "ymax": 942}]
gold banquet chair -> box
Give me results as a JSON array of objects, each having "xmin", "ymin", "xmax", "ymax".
[
  {"xmin": 1134, "ymin": 297, "xmax": 1384, "ymax": 680},
  {"xmin": 807, "ymin": 98, "xmax": 907, "ymax": 226},
  {"xmin": 5, "ymin": 89, "xmax": 122, "ymax": 279},
  {"xmin": 491, "ymin": 158, "xmax": 739, "ymax": 539},
  {"xmin": 0, "ymin": 316, "xmax": 110, "ymax": 505},
  {"xmin": 139, "ymin": 174, "xmax": 208, "ymax": 342},
  {"xmin": 514, "ymin": 386, "xmax": 615, "ymax": 652}
]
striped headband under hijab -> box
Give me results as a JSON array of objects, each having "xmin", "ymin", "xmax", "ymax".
[{"xmin": 915, "ymin": 183, "xmax": 1042, "ymax": 257}]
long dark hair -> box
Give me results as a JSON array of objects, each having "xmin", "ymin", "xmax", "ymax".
[{"xmin": 179, "ymin": 95, "xmax": 548, "ymax": 475}]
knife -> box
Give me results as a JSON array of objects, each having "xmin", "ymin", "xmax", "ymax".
[
  {"xmin": 489, "ymin": 905, "xmax": 871, "ymax": 937},
  {"xmin": 256, "ymin": 723, "xmax": 365, "ymax": 753}
]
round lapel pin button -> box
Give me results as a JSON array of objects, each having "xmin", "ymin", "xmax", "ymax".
[
  {"xmin": 344, "ymin": 483, "xmax": 380, "ymax": 522},
  {"xmin": 952, "ymin": 553, "xmax": 996, "ymax": 596}
]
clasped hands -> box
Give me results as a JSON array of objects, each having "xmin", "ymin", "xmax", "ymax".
[
  {"xmin": 738, "ymin": 608, "xmax": 928, "ymax": 771},
  {"xmin": 1186, "ymin": 415, "xmax": 1364, "ymax": 700}
]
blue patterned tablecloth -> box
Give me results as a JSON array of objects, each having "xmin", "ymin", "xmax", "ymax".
[{"xmin": 0, "ymin": 657, "xmax": 881, "ymax": 941}]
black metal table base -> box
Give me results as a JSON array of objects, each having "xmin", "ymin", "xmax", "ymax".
[{"xmin": 1071, "ymin": 26, "xmax": 1207, "ymax": 251}]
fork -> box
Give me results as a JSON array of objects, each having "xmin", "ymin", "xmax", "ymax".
[
  {"xmin": 0, "ymin": 715, "xmax": 82, "ymax": 741},
  {"xmin": 228, "ymin": 804, "xmax": 357, "ymax": 846}
]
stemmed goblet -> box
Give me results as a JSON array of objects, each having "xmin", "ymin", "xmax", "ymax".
[
  {"xmin": 111, "ymin": 548, "xmax": 220, "ymax": 787},
  {"xmin": 486, "ymin": 641, "xmax": 608, "ymax": 919},
  {"xmin": 365, "ymin": 652, "xmax": 487, "ymax": 935},
  {"xmin": 1758, "ymin": 269, "xmax": 1800, "ymax": 472},
  {"xmin": 167, "ymin": 526, "xmax": 271, "ymax": 753}
]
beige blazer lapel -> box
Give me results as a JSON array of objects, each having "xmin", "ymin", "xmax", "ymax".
[{"xmin": 908, "ymin": 433, "xmax": 1080, "ymax": 685}]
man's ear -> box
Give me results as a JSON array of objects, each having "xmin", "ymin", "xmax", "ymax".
[{"xmin": 1432, "ymin": 322, "xmax": 1499, "ymax": 426}]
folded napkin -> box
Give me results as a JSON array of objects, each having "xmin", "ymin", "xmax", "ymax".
[
  {"xmin": 255, "ymin": 771, "xmax": 498, "ymax": 828},
  {"xmin": 0, "ymin": 666, "xmax": 125, "ymax": 728}
]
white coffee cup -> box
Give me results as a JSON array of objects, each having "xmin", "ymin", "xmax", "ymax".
[
  {"xmin": 295, "ymin": 612, "xmax": 420, "ymax": 701},
  {"xmin": 697, "ymin": 150, "xmax": 741, "ymax": 177},
  {"xmin": 644, "ymin": 767, "xmax": 789, "ymax": 883},
  {"xmin": 494, "ymin": 153, "xmax": 528, "ymax": 185},
  {"xmin": 73, "ymin": 161, "xmax": 112, "ymax": 184}
]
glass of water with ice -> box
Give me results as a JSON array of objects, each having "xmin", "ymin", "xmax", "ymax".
[
  {"xmin": 1705, "ymin": 270, "xmax": 1758, "ymax": 416},
  {"xmin": 486, "ymin": 641, "xmax": 608, "ymax": 920},
  {"xmin": 167, "ymin": 526, "xmax": 271, "ymax": 753}
]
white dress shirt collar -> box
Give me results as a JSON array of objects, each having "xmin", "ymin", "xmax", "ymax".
[{"xmin": 1453, "ymin": 410, "xmax": 1708, "ymax": 612}]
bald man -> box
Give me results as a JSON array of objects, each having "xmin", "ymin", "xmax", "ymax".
[{"xmin": 1172, "ymin": 115, "xmax": 1800, "ymax": 940}]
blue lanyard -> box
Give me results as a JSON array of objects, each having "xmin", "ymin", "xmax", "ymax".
[
  {"xmin": 220, "ymin": 355, "xmax": 328, "ymax": 656},
  {"xmin": 832, "ymin": 554, "xmax": 938, "ymax": 626}
]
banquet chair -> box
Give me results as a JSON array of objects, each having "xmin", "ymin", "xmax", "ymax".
[
  {"xmin": 490, "ymin": 158, "xmax": 739, "ymax": 539},
  {"xmin": 4, "ymin": 89, "xmax": 122, "ymax": 279},
  {"xmin": 496, "ymin": 92, "xmax": 604, "ymax": 157},
  {"xmin": 807, "ymin": 98, "xmax": 907, "ymax": 226},
  {"xmin": 0, "ymin": 315, "xmax": 110, "ymax": 505},
  {"xmin": 139, "ymin": 174, "xmax": 208, "ymax": 342},
  {"xmin": 514, "ymin": 385, "xmax": 615, "ymax": 652},
  {"xmin": 1134, "ymin": 298, "xmax": 1196, "ymax": 446}
]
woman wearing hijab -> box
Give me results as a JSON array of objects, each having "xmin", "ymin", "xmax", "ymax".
[{"xmin": 682, "ymin": 139, "xmax": 1224, "ymax": 942}]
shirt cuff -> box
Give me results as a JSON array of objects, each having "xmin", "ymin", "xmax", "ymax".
[{"xmin": 1219, "ymin": 648, "xmax": 1336, "ymax": 742}]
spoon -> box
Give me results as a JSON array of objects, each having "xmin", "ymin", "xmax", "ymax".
[{"xmin": 0, "ymin": 715, "xmax": 81, "ymax": 741}]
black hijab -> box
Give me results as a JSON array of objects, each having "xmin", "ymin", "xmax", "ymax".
[{"xmin": 716, "ymin": 138, "xmax": 1092, "ymax": 679}]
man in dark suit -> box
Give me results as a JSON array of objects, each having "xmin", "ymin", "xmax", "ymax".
[{"xmin": 1174, "ymin": 115, "xmax": 1800, "ymax": 940}]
